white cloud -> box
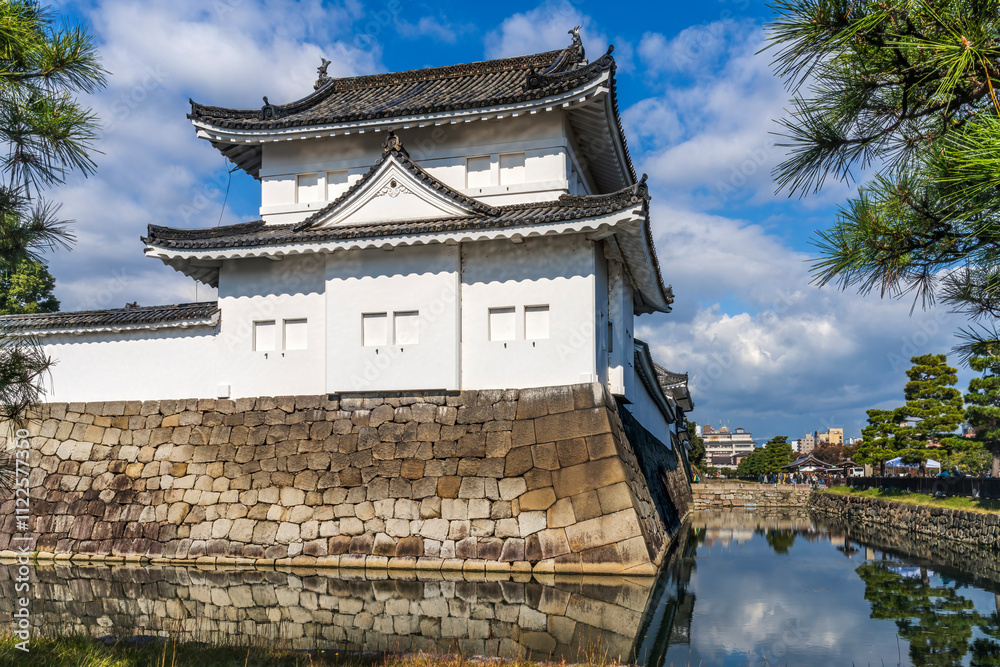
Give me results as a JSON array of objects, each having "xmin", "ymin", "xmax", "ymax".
[
  {"xmin": 483, "ymin": 0, "xmax": 608, "ymax": 60},
  {"xmin": 643, "ymin": 202, "xmax": 973, "ymax": 438},
  {"xmin": 397, "ymin": 16, "xmax": 468, "ymax": 44},
  {"xmin": 638, "ymin": 20, "xmax": 753, "ymax": 75},
  {"xmin": 624, "ymin": 20, "xmax": 860, "ymax": 211},
  {"xmin": 46, "ymin": 0, "xmax": 381, "ymax": 311}
]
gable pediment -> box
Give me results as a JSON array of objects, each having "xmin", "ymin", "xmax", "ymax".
[{"xmin": 297, "ymin": 139, "xmax": 497, "ymax": 230}]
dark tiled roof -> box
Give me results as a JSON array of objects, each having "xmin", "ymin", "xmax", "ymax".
[
  {"xmin": 653, "ymin": 362, "xmax": 688, "ymax": 388},
  {"xmin": 783, "ymin": 453, "xmax": 835, "ymax": 469},
  {"xmin": 188, "ymin": 38, "xmax": 609, "ymax": 131},
  {"xmin": 0, "ymin": 302, "xmax": 219, "ymax": 333},
  {"xmin": 144, "ymin": 180, "xmax": 653, "ymax": 251}
]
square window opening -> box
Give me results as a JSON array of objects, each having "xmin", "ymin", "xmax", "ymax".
[
  {"xmin": 362, "ymin": 313, "xmax": 387, "ymax": 346},
  {"xmin": 466, "ymin": 156, "xmax": 491, "ymax": 189},
  {"xmin": 525, "ymin": 305, "xmax": 549, "ymax": 340},
  {"xmin": 253, "ymin": 320, "xmax": 276, "ymax": 352},
  {"xmin": 500, "ymin": 152, "xmax": 525, "ymax": 185},
  {"xmin": 489, "ymin": 307, "xmax": 516, "ymax": 342},
  {"xmin": 394, "ymin": 311, "xmax": 420, "ymax": 345},
  {"xmin": 296, "ymin": 172, "xmax": 322, "ymax": 203},
  {"xmin": 283, "ymin": 319, "xmax": 308, "ymax": 350}
]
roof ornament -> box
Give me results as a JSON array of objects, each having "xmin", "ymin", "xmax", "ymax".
[
  {"xmin": 382, "ymin": 129, "xmax": 409, "ymax": 158},
  {"xmin": 569, "ymin": 26, "xmax": 585, "ymax": 62},
  {"xmin": 633, "ymin": 173, "xmax": 650, "ymax": 200},
  {"xmin": 259, "ymin": 96, "xmax": 281, "ymax": 121},
  {"xmin": 314, "ymin": 57, "xmax": 332, "ymax": 90}
]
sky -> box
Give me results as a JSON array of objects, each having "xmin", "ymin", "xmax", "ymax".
[{"xmin": 38, "ymin": 0, "xmax": 975, "ymax": 441}]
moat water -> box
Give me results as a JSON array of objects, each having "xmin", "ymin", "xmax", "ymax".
[{"xmin": 2, "ymin": 509, "xmax": 999, "ymax": 666}]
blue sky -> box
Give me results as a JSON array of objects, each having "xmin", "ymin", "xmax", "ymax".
[{"xmin": 43, "ymin": 0, "xmax": 973, "ymax": 441}]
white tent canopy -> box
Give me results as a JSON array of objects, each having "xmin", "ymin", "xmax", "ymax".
[{"xmin": 886, "ymin": 457, "xmax": 941, "ymax": 469}]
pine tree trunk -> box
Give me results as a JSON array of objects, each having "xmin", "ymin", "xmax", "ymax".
[{"xmin": 992, "ymin": 449, "xmax": 1000, "ymax": 477}]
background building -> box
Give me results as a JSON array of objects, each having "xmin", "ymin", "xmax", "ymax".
[{"xmin": 702, "ymin": 425, "xmax": 756, "ymax": 468}]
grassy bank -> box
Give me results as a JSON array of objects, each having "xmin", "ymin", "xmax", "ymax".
[
  {"xmin": 0, "ymin": 634, "xmax": 618, "ymax": 667},
  {"xmin": 822, "ymin": 485, "xmax": 1000, "ymax": 514}
]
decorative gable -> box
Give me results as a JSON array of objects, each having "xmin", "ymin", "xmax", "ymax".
[{"xmin": 296, "ymin": 132, "xmax": 498, "ymax": 230}]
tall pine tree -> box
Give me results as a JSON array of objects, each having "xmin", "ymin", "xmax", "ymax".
[
  {"xmin": 899, "ymin": 354, "xmax": 965, "ymax": 468},
  {"xmin": 964, "ymin": 352, "xmax": 1000, "ymax": 476},
  {"xmin": 0, "ymin": 1, "xmax": 104, "ymax": 425},
  {"xmin": 765, "ymin": 1, "xmax": 1000, "ymax": 354},
  {"xmin": 856, "ymin": 408, "xmax": 906, "ymax": 476}
]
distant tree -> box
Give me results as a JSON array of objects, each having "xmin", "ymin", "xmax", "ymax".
[
  {"xmin": 855, "ymin": 408, "xmax": 906, "ymax": 476},
  {"xmin": 762, "ymin": 436, "xmax": 795, "ymax": 472},
  {"xmin": 963, "ymin": 351, "xmax": 1000, "ymax": 477},
  {"xmin": 686, "ymin": 419, "xmax": 705, "ymax": 469},
  {"xmin": 737, "ymin": 449, "xmax": 767, "ymax": 478},
  {"xmin": 812, "ymin": 442, "xmax": 854, "ymax": 465},
  {"xmin": 939, "ymin": 441, "xmax": 992, "ymax": 476},
  {"xmin": 737, "ymin": 437, "xmax": 795, "ymax": 477},
  {"xmin": 899, "ymin": 354, "xmax": 966, "ymax": 469},
  {"xmin": 0, "ymin": 258, "xmax": 58, "ymax": 314}
]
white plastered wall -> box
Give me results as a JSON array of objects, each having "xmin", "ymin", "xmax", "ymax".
[
  {"xmin": 607, "ymin": 259, "xmax": 635, "ymax": 400},
  {"xmin": 258, "ymin": 113, "xmax": 576, "ymax": 225},
  {"xmin": 216, "ymin": 254, "xmax": 327, "ymax": 398},
  {"xmin": 460, "ymin": 234, "xmax": 597, "ymax": 389},
  {"xmin": 325, "ymin": 244, "xmax": 460, "ymax": 392},
  {"xmin": 38, "ymin": 327, "xmax": 220, "ymax": 402},
  {"xmin": 628, "ymin": 379, "xmax": 674, "ymax": 449}
]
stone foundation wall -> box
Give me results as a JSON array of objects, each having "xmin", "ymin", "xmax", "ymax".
[
  {"xmin": 810, "ymin": 491, "xmax": 1000, "ymax": 549},
  {"xmin": 691, "ymin": 482, "xmax": 811, "ymax": 510},
  {"xmin": 0, "ymin": 383, "xmax": 691, "ymax": 574}
]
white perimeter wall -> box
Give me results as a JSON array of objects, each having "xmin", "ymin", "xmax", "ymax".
[
  {"xmin": 38, "ymin": 328, "xmax": 220, "ymax": 402},
  {"xmin": 460, "ymin": 235, "xmax": 597, "ymax": 389}
]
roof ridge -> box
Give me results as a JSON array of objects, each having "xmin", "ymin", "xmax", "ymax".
[
  {"xmin": 0, "ymin": 301, "xmax": 217, "ymax": 320},
  {"xmin": 190, "ymin": 48, "xmax": 569, "ymax": 120},
  {"xmin": 147, "ymin": 174, "xmax": 656, "ymax": 244},
  {"xmin": 144, "ymin": 219, "xmax": 272, "ymax": 243}
]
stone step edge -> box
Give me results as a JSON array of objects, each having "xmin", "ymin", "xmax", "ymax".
[{"xmin": 0, "ymin": 551, "xmax": 657, "ymax": 577}]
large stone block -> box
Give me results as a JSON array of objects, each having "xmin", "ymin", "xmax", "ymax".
[
  {"xmin": 533, "ymin": 408, "xmax": 610, "ymax": 443},
  {"xmin": 551, "ymin": 458, "xmax": 627, "ymax": 499},
  {"xmin": 564, "ymin": 509, "xmax": 642, "ymax": 552}
]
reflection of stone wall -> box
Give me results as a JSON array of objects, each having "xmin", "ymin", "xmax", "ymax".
[
  {"xmin": 812, "ymin": 511, "xmax": 1000, "ymax": 591},
  {"xmin": 0, "ymin": 563, "xmax": 656, "ymax": 661},
  {"xmin": 0, "ymin": 383, "xmax": 691, "ymax": 573},
  {"xmin": 810, "ymin": 492, "xmax": 1000, "ymax": 550},
  {"xmin": 691, "ymin": 483, "xmax": 810, "ymax": 509}
]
